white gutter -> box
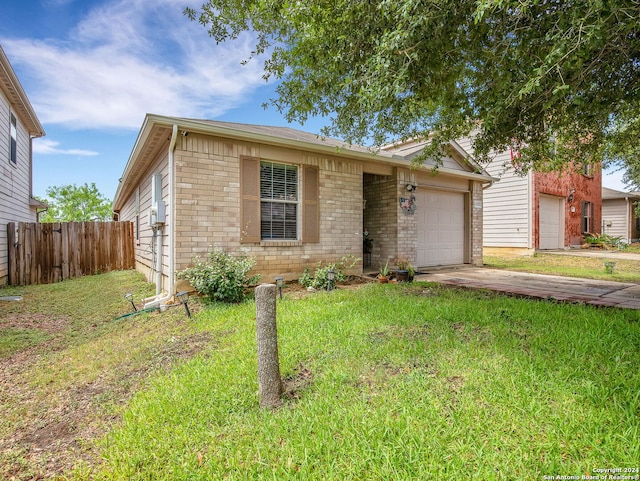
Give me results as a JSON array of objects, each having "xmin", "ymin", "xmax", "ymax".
[{"xmin": 144, "ymin": 124, "xmax": 178, "ymax": 308}]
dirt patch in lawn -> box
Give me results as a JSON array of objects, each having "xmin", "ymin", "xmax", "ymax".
[
  {"xmin": 2, "ymin": 312, "xmax": 71, "ymax": 333},
  {"xmin": 0, "ymin": 329, "xmax": 215, "ymax": 480}
]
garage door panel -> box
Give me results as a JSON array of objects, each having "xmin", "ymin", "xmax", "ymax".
[
  {"xmin": 417, "ymin": 190, "xmax": 465, "ymax": 266},
  {"xmin": 539, "ymin": 195, "xmax": 564, "ymax": 249}
]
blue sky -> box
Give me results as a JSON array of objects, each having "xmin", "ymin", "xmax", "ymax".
[{"xmin": 0, "ymin": 0, "xmax": 628, "ymax": 201}]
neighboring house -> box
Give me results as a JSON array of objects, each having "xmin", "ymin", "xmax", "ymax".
[
  {"xmin": 602, "ymin": 187, "xmax": 640, "ymax": 243},
  {"xmin": 456, "ymin": 138, "xmax": 602, "ymax": 255},
  {"xmin": 0, "ymin": 45, "xmax": 46, "ymax": 286},
  {"xmin": 113, "ymin": 114, "xmax": 493, "ymax": 302}
]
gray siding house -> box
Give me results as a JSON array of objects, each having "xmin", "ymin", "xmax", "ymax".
[{"xmin": 0, "ymin": 45, "xmax": 46, "ymax": 285}]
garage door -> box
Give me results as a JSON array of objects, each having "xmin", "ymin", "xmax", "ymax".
[
  {"xmin": 416, "ymin": 189, "xmax": 466, "ymax": 266},
  {"xmin": 539, "ymin": 194, "xmax": 564, "ymax": 249}
]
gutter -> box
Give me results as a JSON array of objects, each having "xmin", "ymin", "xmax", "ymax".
[{"xmin": 143, "ymin": 124, "xmax": 178, "ymax": 308}]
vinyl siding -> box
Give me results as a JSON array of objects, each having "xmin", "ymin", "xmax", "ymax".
[
  {"xmin": 0, "ymin": 88, "xmax": 36, "ymax": 284},
  {"xmin": 602, "ymin": 199, "xmax": 629, "ymax": 241},
  {"xmin": 117, "ymin": 143, "xmax": 170, "ymax": 289},
  {"xmin": 457, "ymin": 136, "xmax": 531, "ymax": 248}
]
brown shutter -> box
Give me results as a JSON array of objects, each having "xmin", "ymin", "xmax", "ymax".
[
  {"xmin": 302, "ymin": 165, "xmax": 319, "ymax": 243},
  {"xmin": 240, "ymin": 156, "xmax": 260, "ymax": 243}
]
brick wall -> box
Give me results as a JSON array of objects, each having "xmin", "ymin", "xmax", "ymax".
[
  {"xmin": 470, "ymin": 180, "xmax": 484, "ymax": 266},
  {"xmin": 363, "ymin": 173, "xmax": 397, "ymax": 268},
  {"xmin": 533, "ymin": 166, "xmax": 602, "ymax": 247},
  {"xmin": 174, "ymin": 134, "xmax": 363, "ymax": 281}
]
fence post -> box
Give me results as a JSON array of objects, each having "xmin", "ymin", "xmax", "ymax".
[{"xmin": 255, "ymin": 283, "xmax": 283, "ymax": 409}]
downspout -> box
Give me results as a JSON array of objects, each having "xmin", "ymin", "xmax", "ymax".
[{"xmin": 144, "ymin": 124, "xmax": 178, "ymax": 308}]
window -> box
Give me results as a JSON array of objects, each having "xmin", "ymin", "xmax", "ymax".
[
  {"xmin": 9, "ymin": 113, "xmax": 17, "ymax": 164},
  {"xmin": 583, "ymin": 163, "xmax": 594, "ymax": 177},
  {"xmin": 260, "ymin": 161, "xmax": 298, "ymax": 240},
  {"xmin": 581, "ymin": 201, "xmax": 592, "ymax": 233},
  {"xmin": 240, "ymin": 156, "xmax": 318, "ymax": 244}
]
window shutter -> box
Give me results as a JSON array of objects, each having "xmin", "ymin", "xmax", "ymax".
[
  {"xmin": 302, "ymin": 165, "xmax": 319, "ymax": 243},
  {"xmin": 240, "ymin": 156, "xmax": 260, "ymax": 243}
]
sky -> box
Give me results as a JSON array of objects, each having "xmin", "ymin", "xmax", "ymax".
[{"xmin": 0, "ymin": 0, "xmax": 630, "ymax": 202}]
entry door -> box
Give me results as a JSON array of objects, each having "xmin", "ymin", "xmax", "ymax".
[
  {"xmin": 539, "ymin": 194, "xmax": 564, "ymax": 249},
  {"xmin": 416, "ymin": 189, "xmax": 466, "ymax": 266}
]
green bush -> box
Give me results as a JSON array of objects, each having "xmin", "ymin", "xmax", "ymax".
[
  {"xmin": 583, "ymin": 233, "xmax": 626, "ymax": 250},
  {"xmin": 178, "ymin": 249, "xmax": 260, "ymax": 303},
  {"xmin": 299, "ymin": 256, "xmax": 359, "ymax": 290}
]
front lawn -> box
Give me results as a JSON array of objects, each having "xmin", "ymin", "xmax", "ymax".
[
  {"xmin": 485, "ymin": 253, "xmax": 640, "ymax": 283},
  {"xmin": 2, "ymin": 274, "xmax": 638, "ymax": 480},
  {"xmin": 94, "ymin": 283, "xmax": 639, "ymax": 480}
]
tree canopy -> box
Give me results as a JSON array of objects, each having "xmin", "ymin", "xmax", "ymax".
[
  {"xmin": 38, "ymin": 183, "xmax": 113, "ymax": 222},
  {"xmin": 187, "ymin": 0, "xmax": 640, "ymax": 184}
]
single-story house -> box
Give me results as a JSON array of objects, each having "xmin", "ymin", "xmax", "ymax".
[
  {"xmin": 455, "ymin": 138, "xmax": 602, "ymax": 255},
  {"xmin": 0, "ymin": 45, "xmax": 46, "ymax": 286},
  {"xmin": 602, "ymin": 187, "xmax": 640, "ymax": 243},
  {"xmin": 113, "ymin": 114, "xmax": 494, "ymax": 304}
]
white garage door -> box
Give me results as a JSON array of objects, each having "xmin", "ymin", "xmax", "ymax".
[
  {"xmin": 416, "ymin": 189, "xmax": 466, "ymax": 266},
  {"xmin": 539, "ymin": 194, "xmax": 564, "ymax": 249}
]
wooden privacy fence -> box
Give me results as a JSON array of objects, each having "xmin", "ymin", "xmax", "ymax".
[{"xmin": 7, "ymin": 221, "xmax": 135, "ymax": 286}]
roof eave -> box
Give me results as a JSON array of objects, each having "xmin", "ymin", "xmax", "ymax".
[{"xmin": 0, "ymin": 46, "xmax": 45, "ymax": 137}]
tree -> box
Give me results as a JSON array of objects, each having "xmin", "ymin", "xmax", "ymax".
[
  {"xmin": 38, "ymin": 183, "xmax": 113, "ymax": 222},
  {"xmin": 186, "ymin": 1, "xmax": 640, "ymax": 182}
]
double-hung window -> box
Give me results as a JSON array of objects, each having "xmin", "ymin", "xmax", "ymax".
[
  {"xmin": 260, "ymin": 161, "xmax": 298, "ymax": 240},
  {"xmin": 9, "ymin": 113, "xmax": 17, "ymax": 164},
  {"xmin": 582, "ymin": 201, "xmax": 592, "ymax": 233}
]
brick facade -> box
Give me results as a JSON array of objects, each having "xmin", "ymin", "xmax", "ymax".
[
  {"xmin": 114, "ymin": 117, "xmax": 491, "ymax": 290},
  {"xmin": 533, "ymin": 167, "xmax": 602, "ymax": 247}
]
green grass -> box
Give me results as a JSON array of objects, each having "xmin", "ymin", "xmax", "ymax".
[
  {"xmin": 485, "ymin": 253, "xmax": 640, "ymax": 282},
  {"xmin": 85, "ymin": 284, "xmax": 639, "ymax": 480},
  {"xmin": 0, "ymin": 270, "xmax": 205, "ymax": 479}
]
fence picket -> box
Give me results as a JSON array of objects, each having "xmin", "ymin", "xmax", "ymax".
[{"xmin": 7, "ymin": 221, "xmax": 135, "ymax": 286}]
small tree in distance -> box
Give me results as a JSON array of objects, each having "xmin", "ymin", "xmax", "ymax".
[{"xmin": 38, "ymin": 182, "xmax": 113, "ymax": 222}]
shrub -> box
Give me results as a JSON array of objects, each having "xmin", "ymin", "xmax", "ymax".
[
  {"xmin": 178, "ymin": 249, "xmax": 260, "ymax": 303},
  {"xmin": 299, "ymin": 256, "xmax": 359, "ymax": 290},
  {"xmin": 583, "ymin": 233, "xmax": 626, "ymax": 250}
]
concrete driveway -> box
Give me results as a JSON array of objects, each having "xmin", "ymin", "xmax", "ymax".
[{"xmin": 416, "ymin": 264, "xmax": 640, "ymax": 310}]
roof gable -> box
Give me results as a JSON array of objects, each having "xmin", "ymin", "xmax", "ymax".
[{"xmin": 0, "ymin": 45, "xmax": 44, "ymax": 137}]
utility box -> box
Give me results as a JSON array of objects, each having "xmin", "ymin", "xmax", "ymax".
[{"xmin": 149, "ymin": 200, "xmax": 166, "ymax": 226}]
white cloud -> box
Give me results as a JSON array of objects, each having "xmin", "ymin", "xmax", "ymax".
[
  {"xmin": 33, "ymin": 139, "xmax": 99, "ymax": 156},
  {"xmin": 2, "ymin": 0, "xmax": 269, "ymax": 130}
]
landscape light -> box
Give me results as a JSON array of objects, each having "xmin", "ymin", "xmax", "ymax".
[
  {"xmin": 275, "ymin": 276, "xmax": 284, "ymax": 299},
  {"xmin": 124, "ymin": 292, "xmax": 137, "ymax": 312},
  {"xmin": 327, "ymin": 269, "xmax": 336, "ymax": 291},
  {"xmin": 176, "ymin": 290, "xmax": 191, "ymax": 318}
]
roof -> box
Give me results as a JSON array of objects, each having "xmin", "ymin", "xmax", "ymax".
[
  {"xmin": 114, "ymin": 114, "xmax": 495, "ymax": 209},
  {"xmin": 602, "ymin": 187, "xmax": 640, "ymax": 201},
  {"xmin": 0, "ymin": 45, "xmax": 45, "ymax": 137}
]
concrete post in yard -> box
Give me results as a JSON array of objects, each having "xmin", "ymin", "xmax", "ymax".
[{"xmin": 255, "ymin": 283, "xmax": 283, "ymax": 409}]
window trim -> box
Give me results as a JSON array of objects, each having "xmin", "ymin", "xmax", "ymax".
[
  {"xmin": 9, "ymin": 113, "xmax": 17, "ymax": 165},
  {"xmin": 260, "ymin": 160, "xmax": 300, "ymax": 241},
  {"xmin": 581, "ymin": 201, "xmax": 592, "ymax": 233}
]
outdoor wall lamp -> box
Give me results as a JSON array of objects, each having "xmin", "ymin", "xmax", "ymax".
[
  {"xmin": 567, "ymin": 189, "xmax": 575, "ymax": 203},
  {"xmin": 176, "ymin": 290, "xmax": 192, "ymax": 318},
  {"xmin": 124, "ymin": 292, "xmax": 137, "ymax": 312},
  {"xmin": 327, "ymin": 270, "xmax": 336, "ymax": 291},
  {"xmin": 275, "ymin": 276, "xmax": 284, "ymax": 299},
  {"xmin": 406, "ymin": 184, "xmax": 417, "ymax": 192}
]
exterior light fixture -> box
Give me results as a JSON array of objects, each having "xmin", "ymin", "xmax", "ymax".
[
  {"xmin": 567, "ymin": 188, "xmax": 575, "ymax": 203},
  {"xmin": 176, "ymin": 290, "xmax": 192, "ymax": 318},
  {"xmin": 406, "ymin": 184, "xmax": 417, "ymax": 192},
  {"xmin": 327, "ymin": 269, "xmax": 336, "ymax": 291},
  {"xmin": 275, "ymin": 276, "xmax": 284, "ymax": 299},
  {"xmin": 124, "ymin": 292, "xmax": 137, "ymax": 312}
]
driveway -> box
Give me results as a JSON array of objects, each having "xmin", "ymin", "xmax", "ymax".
[{"xmin": 416, "ymin": 265, "xmax": 640, "ymax": 310}]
